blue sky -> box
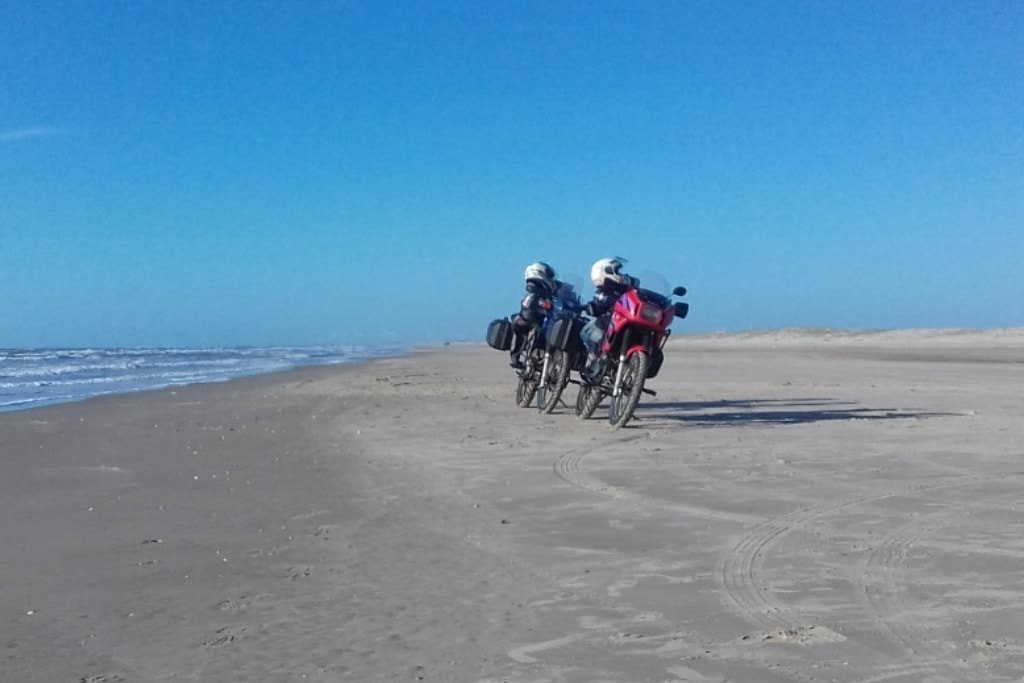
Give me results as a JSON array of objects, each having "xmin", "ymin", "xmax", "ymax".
[{"xmin": 2, "ymin": 1, "xmax": 1021, "ymax": 347}]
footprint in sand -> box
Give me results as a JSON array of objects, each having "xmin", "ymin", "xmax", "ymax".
[
  {"xmin": 312, "ymin": 524, "xmax": 336, "ymax": 539},
  {"xmin": 216, "ymin": 593, "xmax": 268, "ymax": 611},
  {"xmin": 199, "ymin": 626, "xmax": 248, "ymax": 648},
  {"xmin": 288, "ymin": 566, "xmax": 313, "ymax": 580}
]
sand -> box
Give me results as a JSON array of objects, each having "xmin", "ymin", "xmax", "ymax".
[{"xmin": 2, "ymin": 329, "xmax": 1023, "ymax": 682}]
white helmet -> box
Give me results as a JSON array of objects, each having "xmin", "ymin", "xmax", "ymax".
[
  {"xmin": 590, "ymin": 257, "xmax": 629, "ymax": 288},
  {"xmin": 523, "ymin": 261, "xmax": 557, "ymax": 291}
]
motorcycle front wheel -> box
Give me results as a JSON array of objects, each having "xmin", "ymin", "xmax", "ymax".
[
  {"xmin": 537, "ymin": 349, "xmax": 570, "ymax": 414},
  {"xmin": 608, "ymin": 351, "xmax": 649, "ymax": 428}
]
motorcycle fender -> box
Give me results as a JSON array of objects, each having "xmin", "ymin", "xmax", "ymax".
[{"xmin": 623, "ymin": 344, "xmax": 648, "ymax": 359}]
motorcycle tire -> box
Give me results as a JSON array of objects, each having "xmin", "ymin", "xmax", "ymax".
[
  {"xmin": 608, "ymin": 351, "xmax": 649, "ymax": 428},
  {"xmin": 516, "ymin": 371, "xmax": 538, "ymax": 408},
  {"xmin": 535, "ymin": 352, "xmax": 550, "ymax": 412},
  {"xmin": 575, "ymin": 382, "xmax": 604, "ymax": 420},
  {"xmin": 515, "ymin": 348, "xmax": 541, "ymax": 408},
  {"xmin": 538, "ymin": 349, "xmax": 570, "ymax": 414}
]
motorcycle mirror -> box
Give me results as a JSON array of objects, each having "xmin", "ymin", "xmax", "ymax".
[{"xmin": 672, "ymin": 286, "xmax": 687, "ymax": 297}]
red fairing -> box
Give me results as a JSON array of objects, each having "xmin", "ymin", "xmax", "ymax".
[
  {"xmin": 579, "ymin": 279, "xmax": 688, "ymax": 428},
  {"xmin": 600, "ymin": 288, "xmax": 675, "ymax": 358}
]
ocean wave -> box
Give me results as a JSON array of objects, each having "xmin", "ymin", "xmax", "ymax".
[{"xmin": 0, "ymin": 344, "xmax": 406, "ymax": 412}]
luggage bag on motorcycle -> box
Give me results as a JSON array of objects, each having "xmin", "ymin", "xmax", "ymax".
[
  {"xmin": 547, "ymin": 316, "xmax": 584, "ymax": 352},
  {"xmin": 486, "ymin": 318, "xmax": 513, "ymax": 351}
]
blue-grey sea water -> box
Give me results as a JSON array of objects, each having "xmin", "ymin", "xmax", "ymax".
[{"xmin": 0, "ymin": 346, "xmax": 405, "ymax": 412}]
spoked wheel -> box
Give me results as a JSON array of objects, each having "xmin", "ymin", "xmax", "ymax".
[
  {"xmin": 515, "ymin": 349, "xmax": 541, "ymax": 408},
  {"xmin": 537, "ymin": 349, "xmax": 570, "ymax": 414},
  {"xmin": 575, "ymin": 382, "xmax": 604, "ymax": 420},
  {"xmin": 535, "ymin": 351, "xmax": 551, "ymax": 412},
  {"xmin": 515, "ymin": 375, "xmax": 535, "ymax": 407},
  {"xmin": 608, "ymin": 351, "xmax": 649, "ymax": 428}
]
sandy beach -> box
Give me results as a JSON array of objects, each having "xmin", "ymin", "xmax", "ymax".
[{"xmin": 2, "ymin": 330, "xmax": 1023, "ymax": 682}]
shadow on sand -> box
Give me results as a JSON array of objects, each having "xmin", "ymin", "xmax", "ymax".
[{"xmin": 629, "ymin": 398, "xmax": 958, "ymax": 427}]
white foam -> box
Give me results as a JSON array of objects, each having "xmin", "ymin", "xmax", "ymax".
[{"xmin": 0, "ymin": 345, "xmax": 406, "ymax": 413}]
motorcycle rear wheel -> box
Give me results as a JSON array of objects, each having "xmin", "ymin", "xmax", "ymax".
[
  {"xmin": 537, "ymin": 349, "xmax": 570, "ymax": 414},
  {"xmin": 515, "ymin": 373, "xmax": 538, "ymax": 408},
  {"xmin": 515, "ymin": 349, "xmax": 541, "ymax": 408},
  {"xmin": 608, "ymin": 351, "xmax": 648, "ymax": 428},
  {"xmin": 575, "ymin": 382, "xmax": 604, "ymax": 420}
]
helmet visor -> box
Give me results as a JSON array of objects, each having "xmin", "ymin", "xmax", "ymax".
[{"xmin": 607, "ymin": 257, "xmax": 628, "ymax": 275}]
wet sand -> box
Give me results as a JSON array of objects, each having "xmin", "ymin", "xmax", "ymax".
[{"xmin": 2, "ymin": 330, "xmax": 1023, "ymax": 682}]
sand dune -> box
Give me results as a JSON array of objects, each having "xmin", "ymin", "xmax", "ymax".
[{"xmin": 2, "ymin": 329, "xmax": 1022, "ymax": 681}]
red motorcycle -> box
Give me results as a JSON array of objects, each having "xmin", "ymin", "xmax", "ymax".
[{"xmin": 575, "ymin": 284, "xmax": 688, "ymax": 427}]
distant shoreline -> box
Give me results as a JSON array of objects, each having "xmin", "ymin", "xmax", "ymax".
[
  {"xmin": 4, "ymin": 329, "xmax": 1020, "ymax": 414},
  {"xmin": 0, "ymin": 345, "xmax": 409, "ymax": 414}
]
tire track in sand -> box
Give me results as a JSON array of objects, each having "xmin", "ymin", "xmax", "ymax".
[
  {"xmin": 553, "ymin": 436, "xmax": 761, "ymax": 525},
  {"xmin": 718, "ymin": 492, "xmax": 876, "ymax": 643},
  {"xmin": 861, "ymin": 509, "xmax": 953, "ymax": 654},
  {"xmin": 555, "ymin": 441, "xmax": 986, "ymax": 641},
  {"xmin": 721, "ymin": 473, "xmax": 1024, "ymax": 682},
  {"xmin": 853, "ymin": 504, "xmax": 981, "ymax": 682},
  {"xmin": 851, "ymin": 478, "xmax": 1024, "ymax": 683},
  {"xmin": 556, "ymin": 441, "xmax": 995, "ymax": 641},
  {"xmin": 554, "ymin": 439, "xmax": 1024, "ymax": 676},
  {"xmin": 717, "ymin": 476, "xmax": 1015, "ymax": 638}
]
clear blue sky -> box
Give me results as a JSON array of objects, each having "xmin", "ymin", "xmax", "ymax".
[{"xmin": 2, "ymin": 1, "xmax": 1021, "ymax": 347}]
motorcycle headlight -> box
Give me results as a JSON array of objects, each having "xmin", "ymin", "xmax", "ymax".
[{"xmin": 639, "ymin": 304, "xmax": 662, "ymax": 322}]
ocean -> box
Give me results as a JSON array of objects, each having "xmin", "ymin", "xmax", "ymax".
[{"xmin": 0, "ymin": 345, "xmax": 406, "ymax": 412}]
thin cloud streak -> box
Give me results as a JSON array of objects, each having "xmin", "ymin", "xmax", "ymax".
[{"xmin": 0, "ymin": 126, "xmax": 65, "ymax": 142}]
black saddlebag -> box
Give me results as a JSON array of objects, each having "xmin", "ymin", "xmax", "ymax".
[
  {"xmin": 547, "ymin": 316, "xmax": 584, "ymax": 352},
  {"xmin": 486, "ymin": 318, "xmax": 513, "ymax": 351}
]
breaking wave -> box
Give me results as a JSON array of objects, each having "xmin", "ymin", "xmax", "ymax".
[{"xmin": 0, "ymin": 345, "xmax": 405, "ymax": 412}]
